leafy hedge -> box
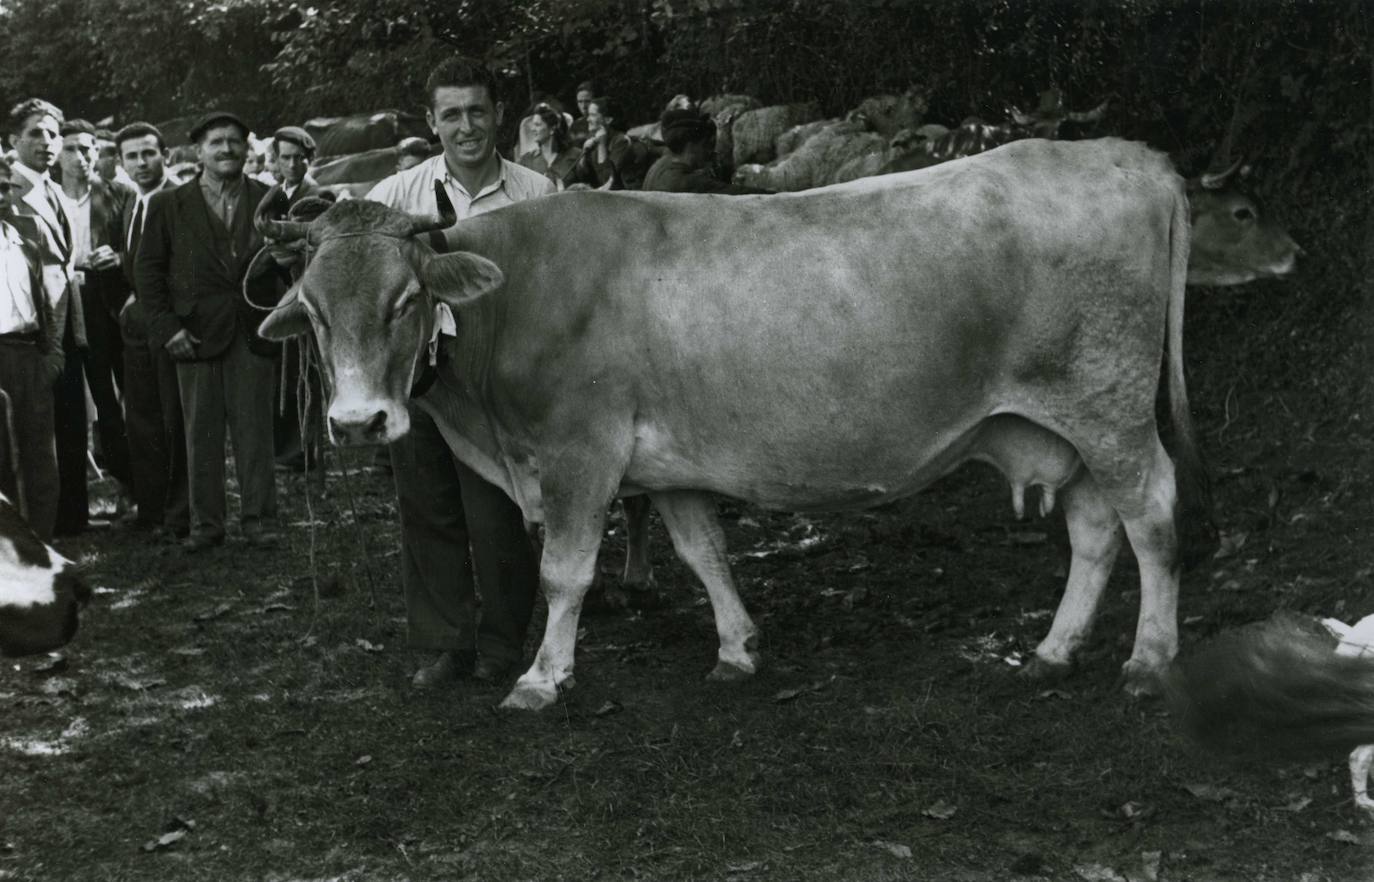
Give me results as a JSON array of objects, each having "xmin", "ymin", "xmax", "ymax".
[{"xmin": 2, "ymin": 0, "xmax": 1367, "ymax": 415}]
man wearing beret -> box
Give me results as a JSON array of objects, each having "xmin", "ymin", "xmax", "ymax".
[
  {"xmin": 643, "ymin": 108, "xmax": 766, "ymax": 194},
  {"xmin": 135, "ymin": 111, "xmax": 288, "ymax": 551}
]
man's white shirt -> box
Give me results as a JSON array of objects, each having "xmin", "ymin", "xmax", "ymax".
[{"xmin": 367, "ymin": 154, "xmax": 553, "ymax": 337}]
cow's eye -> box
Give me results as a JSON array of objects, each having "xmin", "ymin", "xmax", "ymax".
[{"xmin": 1233, "ymin": 207, "xmax": 1255, "ymax": 222}]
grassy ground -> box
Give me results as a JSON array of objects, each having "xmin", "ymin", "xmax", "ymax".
[{"xmin": 2, "ymin": 281, "xmax": 1372, "ymax": 882}]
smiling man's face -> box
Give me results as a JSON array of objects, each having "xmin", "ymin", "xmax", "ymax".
[{"xmin": 428, "ymin": 85, "xmax": 503, "ymax": 173}]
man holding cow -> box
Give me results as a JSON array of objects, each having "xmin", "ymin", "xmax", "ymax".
[{"xmin": 365, "ymin": 58, "xmax": 553, "ymax": 689}]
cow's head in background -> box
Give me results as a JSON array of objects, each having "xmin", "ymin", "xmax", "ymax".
[
  {"xmin": 1186, "ymin": 158, "xmax": 1302, "ymax": 287},
  {"xmin": 255, "ymin": 183, "xmax": 503, "ymax": 446},
  {"xmin": 0, "ymin": 492, "xmax": 90, "ymax": 657}
]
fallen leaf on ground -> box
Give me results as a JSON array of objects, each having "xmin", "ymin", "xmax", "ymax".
[
  {"xmin": 141, "ymin": 829, "xmax": 187, "ymax": 852},
  {"xmin": 32, "ymin": 655, "xmax": 67, "ymax": 675},
  {"xmin": 1036, "ymin": 689, "xmax": 1073, "ymax": 700},
  {"xmin": 873, "ymin": 840, "xmax": 912, "ymax": 859},
  {"xmin": 1326, "ymin": 829, "xmax": 1362, "ymax": 845},
  {"xmin": 594, "ymin": 700, "xmax": 623, "ymax": 717},
  {"xmin": 773, "ymin": 681, "xmax": 825, "ymax": 703},
  {"xmin": 1283, "ymin": 796, "xmax": 1312, "ymax": 812},
  {"xmin": 355, "ymin": 639, "xmax": 383, "ymax": 653},
  {"xmin": 355, "ymin": 755, "xmax": 372, "ymax": 766},
  {"xmin": 1182, "ymin": 782, "xmax": 1237, "ymax": 802},
  {"xmin": 923, "ymin": 800, "xmax": 957, "ymax": 820}
]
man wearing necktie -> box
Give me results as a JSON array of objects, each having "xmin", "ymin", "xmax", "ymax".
[
  {"xmin": 6, "ymin": 98, "xmax": 87, "ymax": 535},
  {"xmin": 116, "ymin": 122, "xmax": 188, "ymax": 540},
  {"xmin": 135, "ymin": 111, "xmax": 289, "ymax": 552}
]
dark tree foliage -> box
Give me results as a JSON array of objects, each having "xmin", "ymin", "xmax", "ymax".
[{"xmin": 0, "ymin": 0, "xmax": 1367, "ymax": 410}]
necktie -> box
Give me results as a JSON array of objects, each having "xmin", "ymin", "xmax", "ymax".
[
  {"xmin": 128, "ymin": 199, "xmax": 145, "ymax": 257},
  {"xmin": 43, "ymin": 180, "xmax": 72, "ymax": 260}
]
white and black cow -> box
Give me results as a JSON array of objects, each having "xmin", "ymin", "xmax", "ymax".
[{"xmin": 0, "ymin": 491, "xmax": 90, "ymax": 657}]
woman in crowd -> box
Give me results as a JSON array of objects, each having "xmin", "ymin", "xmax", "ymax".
[
  {"xmin": 516, "ymin": 104, "xmax": 579, "ymax": 190},
  {"xmin": 573, "ymin": 97, "xmax": 652, "ymax": 190}
]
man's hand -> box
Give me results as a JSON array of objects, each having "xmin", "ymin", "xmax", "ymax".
[
  {"xmin": 42, "ymin": 353, "xmax": 64, "ymax": 385},
  {"xmin": 165, "ymin": 328, "xmax": 200, "ymax": 360},
  {"xmin": 268, "ymin": 241, "xmax": 304, "ymax": 268},
  {"xmin": 88, "ymin": 245, "xmax": 120, "ymax": 271}
]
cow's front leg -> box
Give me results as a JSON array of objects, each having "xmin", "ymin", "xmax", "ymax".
[
  {"xmin": 501, "ymin": 492, "xmax": 613, "ymax": 712},
  {"xmin": 1350, "ymin": 746, "xmax": 1374, "ymax": 811},
  {"xmin": 650, "ymin": 490, "xmax": 760, "ymax": 680}
]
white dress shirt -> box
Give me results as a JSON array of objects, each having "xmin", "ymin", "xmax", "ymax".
[{"xmin": 0, "ymin": 223, "xmax": 39, "ymax": 335}]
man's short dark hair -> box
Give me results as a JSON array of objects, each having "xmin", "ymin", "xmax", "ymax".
[
  {"xmin": 424, "ymin": 57, "xmax": 501, "ymax": 110},
  {"xmin": 8, "ymin": 98, "xmax": 63, "ymax": 136},
  {"xmin": 59, "ymin": 119, "xmax": 97, "ymax": 138},
  {"xmin": 94, "ymin": 127, "xmax": 115, "ymax": 143},
  {"xmin": 114, "ymin": 122, "xmax": 166, "ymax": 153},
  {"xmin": 576, "ymin": 81, "xmax": 595, "ymax": 95}
]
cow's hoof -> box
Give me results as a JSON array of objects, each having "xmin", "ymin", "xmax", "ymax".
[
  {"xmin": 1019, "ymin": 656, "xmax": 1072, "ymax": 682},
  {"xmin": 499, "ymin": 682, "xmax": 559, "ymax": 711},
  {"xmin": 707, "ymin": 655, "xmax": 758, "ymax": 682},
  {"xmin": 1118, "ymin": 660, "xmax": 1165, "ymax": 698}
]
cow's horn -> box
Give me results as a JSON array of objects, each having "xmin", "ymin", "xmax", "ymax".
[
  {"xmin": 254, "ymin": 185, "xmax": 311, "ymax": 242},
  {"xmin": 408, "ymin": 181, "xmax": 458, "ymax": 236},
  {"xmin": 1200, "ymin": 156, "xmax": 1244, "ymax": 190}
]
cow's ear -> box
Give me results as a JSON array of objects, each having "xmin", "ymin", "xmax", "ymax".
[
  {"xmin": 421, "ymin": 251, "xmax": 504, "ymax": 310},
  {"xmin": 258, "ymin": 286, "xmax": 312, "ymax": 341}
]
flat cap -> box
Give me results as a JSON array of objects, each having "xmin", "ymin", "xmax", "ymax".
[
  {"xmin": 272, "ymin": 125, "xmax": 316, "ymax": 155},
  {"xmin": 660, "ymin": 108, "xmax": 715, "ymax": 139},
  {"xmin": 188, "ymin": 111, "xmax": 250, "ymax": 143}
]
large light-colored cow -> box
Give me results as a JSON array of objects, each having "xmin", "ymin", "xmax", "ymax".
[
  {"xmin": 0, "ymin": 491, "xmax": 90, "ymax": 657},
  {"xmin": 257, "ymin": 138, "xmax": 1211, "ymax": 711}
]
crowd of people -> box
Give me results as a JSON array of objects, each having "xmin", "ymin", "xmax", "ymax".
[{"xmin": 0, "ymin": 57, "xmax": 756, "ymax": 689}]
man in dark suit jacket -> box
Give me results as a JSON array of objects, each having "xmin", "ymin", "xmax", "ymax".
[
  {"xmin": 135, "ymin": 111, "xmax": 287, "ymax": 551},
  {"xmin": 117, "ymin": 121, "xmax": 188, "ymax": 539}
]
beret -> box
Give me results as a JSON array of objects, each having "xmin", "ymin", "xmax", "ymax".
[
  {"xmin": 189, "ymin": 111, "xmax": 250, "ymax": 143},
  {"xmin": 272, "ymin": 125, "xmax": 317, "ymax": 154}
]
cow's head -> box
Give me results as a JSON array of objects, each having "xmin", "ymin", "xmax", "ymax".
[
  {"xmin": 255, "ymin": 183, "xmax": 504, "ymax": 446},
  {"xmin": 0, "ymin": 492, "xmax": 90, "ymax": 657},
  {"xmin": 1187, "ymin": 158, "xmax": 1302, "ymax": 287}
]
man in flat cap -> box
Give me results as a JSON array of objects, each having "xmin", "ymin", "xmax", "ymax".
[
  {"xmin": 135, "ymin": 111, "xmax": 289, "ymax": 551},
  {"xmin": 270, "ymin": 126, "xmax": 321, "ymax": 207},
  {"xmin": 267, "ymin": 124, "xmax": 324, "ymax": 472},
  {"xmin": 643, "ymin": 108, "xmax": 765, "ymax": 194}
]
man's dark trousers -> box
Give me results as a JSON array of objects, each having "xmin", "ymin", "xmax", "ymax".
[
  {"xmin": 390, "ymin": 402, "xmax": 537, "ymax": 667},
  {"xmin": 121, "ymin": 304, "xmax": 189, "ymax": 533}
]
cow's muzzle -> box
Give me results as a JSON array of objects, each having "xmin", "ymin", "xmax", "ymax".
[{"xmin": 328, "ymin": 401, "xmax": 410, "ymax": 447}]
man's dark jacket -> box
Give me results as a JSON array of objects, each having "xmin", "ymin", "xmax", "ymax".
[{"xmin": 134, "ymin": 174, "xmax": 284, "ymax": 359}]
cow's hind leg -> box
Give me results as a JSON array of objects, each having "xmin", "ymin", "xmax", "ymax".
[
  {"xmin": 1024, "ymin": 472, "xmax": 1124, "ymax": 680},
  {"xmin": 1114, "ymin": 444, "xmax": 1183, "ymax": 696},
  {"xmin": 502, "ymin": 483, "xmax": 617, "ymax": 712},
  {"xmin": 650, "ymin": 490, "xmax": 760, "ymax": 680}
]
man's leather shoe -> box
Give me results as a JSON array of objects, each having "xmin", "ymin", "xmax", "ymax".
[
  {"xmin": 181, "ymin": 532, "xmax": 224, "ymax": 552},
  {"xmin": 473, "ymin": 655, "xmax": 521, "ymax": 683},
  {"xmin": 412, "ymin": 650, "xmax": 475, "ymax": 689}
]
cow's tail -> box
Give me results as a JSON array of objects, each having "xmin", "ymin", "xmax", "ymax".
[
  {"xmin": 1164, "ymin": 185, "xmax": 1217, "ymax": 568},
  {"xmin": 1166, "ymin": 613, "xmax": 1374, "ymax": 758}
]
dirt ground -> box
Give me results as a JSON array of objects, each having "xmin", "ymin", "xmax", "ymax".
[{"xmin": 2, "ymin": 278, "xmax": 1371, "ymax": 882}]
